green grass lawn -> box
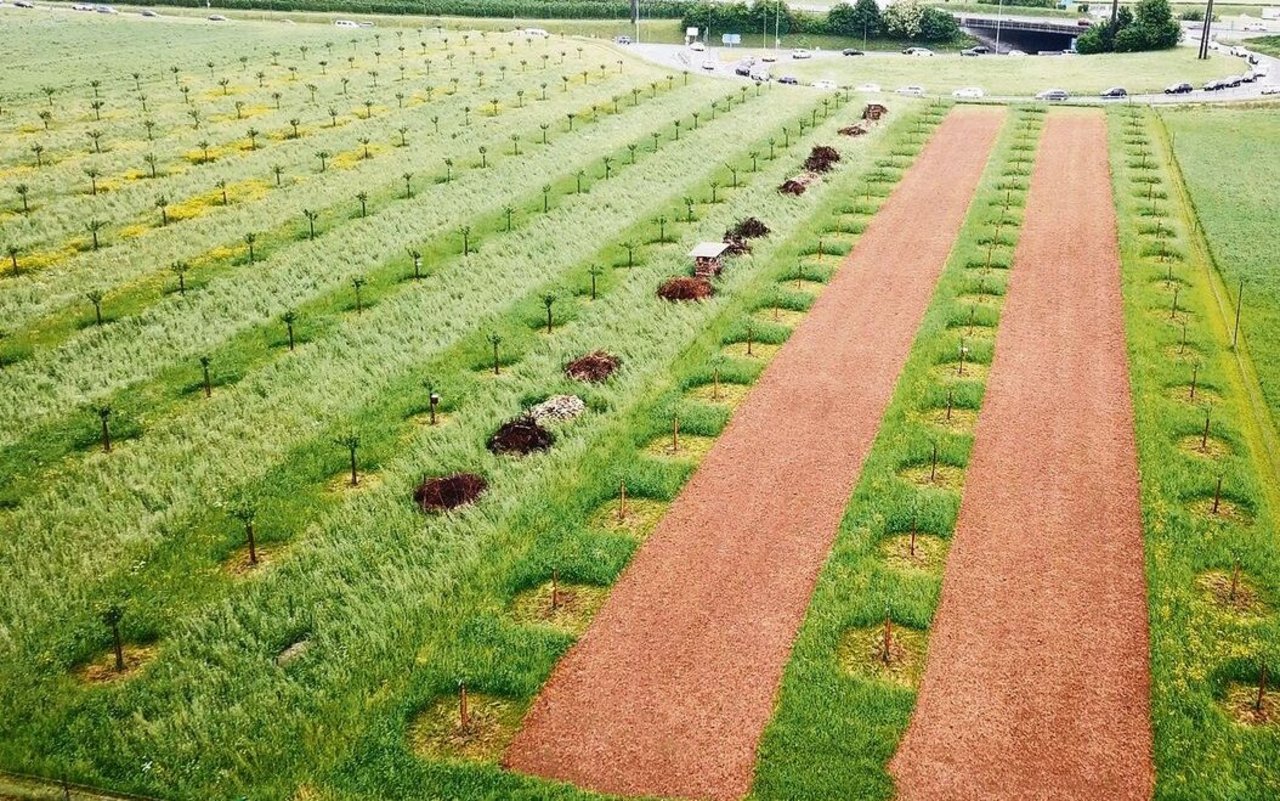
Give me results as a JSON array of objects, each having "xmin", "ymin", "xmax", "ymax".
[
  {"xmin": 784, "ymin": 47, "xmax": 1232, "ymax": 96},
  {"xmin": 1162, "ymin": 107, "xmax": 1280, "ymax": 423}
]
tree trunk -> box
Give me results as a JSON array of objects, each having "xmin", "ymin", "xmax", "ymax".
[{"xmin": 111, "ymin": 623, "xmax": 124, "ymax": 671}]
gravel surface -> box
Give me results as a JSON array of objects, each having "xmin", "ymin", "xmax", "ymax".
[
  {"xmin": 890, "ymin": 111, "xmax": 1154, "ymax": 800},
  {"xmin": 503, "ymin": 107, "xmax": 1006, "ymax": 801}
]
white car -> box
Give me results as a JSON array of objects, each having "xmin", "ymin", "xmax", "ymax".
[
  {"xmin": 690, "ymin": 41, "xmax": 707, "ymax": 52},
  {"xmin": 760, "ymin": 52, "xmax": 777, "ymax": 62},
  {"xmin": 522, "ymin": 27, "xmax": 550, "ymax": 37},
  {"xmin": 791, "ymin": 49, "xmax": 813, "ymax": 59},
  {"xmin": 1261, "ymin": 84, "xmax": 1280, "ymax": 95},
  {"xmin": 1007, "ymin": 49, "xmax": 1028, "ymax": 57},
  {"xmin": 334, "ymin": 19, "xmax": 359, "ymax": 27},
  {"xmin": 952, "ymin": 86, "xmax": 985, "ymax": 99},
  {"xmin": 1230, "ymin": 46, "xmax": 1250, "ymax": 57},
  {"xmin": 813, "ymin": 79, "xmax": 838, "ymax": 90},
  {"xmin": 896, "ymin": 85, "xmax": 926, "ymax": 97},
  {"xmin": 1242, "ymin": 22, "xmax": 1268, "ymax": 32},
  {"xmin": 903, "ymin": 47, "xmax": 934, "ymax": 57},
  {"xmin": 701, "ymin": 59, "xmax": 716, "ymax": 71},
  {"xmin": 856, "ymin": 82, "xmax": 882, "ymax": 93}
]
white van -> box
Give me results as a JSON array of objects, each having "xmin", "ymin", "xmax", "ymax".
[
  {"xmin": 523, "ymin": 27, "xmax": 550, "ymax": 37},
  {"xmin": 335, "ymin": 19, "xmax": 358, "ymax": 28}
]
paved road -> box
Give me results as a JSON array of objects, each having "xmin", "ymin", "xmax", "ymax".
[{"xmin": 627, "ymin": 41, "xmax": 1280, "ymax": 105}]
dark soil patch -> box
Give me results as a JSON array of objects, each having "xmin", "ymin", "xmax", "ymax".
[
  {"xmin": 75, "ymin": 644, "xmax": 157, "ymax": 684},
  {"xmin": 804, "ymin": 145, "xmax": 841, "ymax": 173},
  {"xmin": 414, "ymin": 473, "xmax": 488, "ymax": 512},
  {"xmin": 487, "ymin": 417, "xmax": 554, "ymax": 456},
  {"xmin": 410, "ymin": 692, "xmax": 526, "ymax": 762},
  {"xmin": 726, "ymin": 217, "xmax": 770, "ymax": 240},
  {"xmin": 565, "ymin": 350, "xmax": 621, "ymax": 382},
  {"xmin": 657, "ymin": 276, "xmax": 713, "ymax": 301}
]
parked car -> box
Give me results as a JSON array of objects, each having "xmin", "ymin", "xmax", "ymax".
[
  {"xmin": 778, "ymin": 75, "xmax": 799, "ymax": 85},
  {"xmin": 208, "ymin": 14, "xmax": 228, "ymax": 21},
  {"xmin": 1242, "ymin": 71, "xmax": 1260, "ymax": 83},
  {"xmin": 1242, "ymin": 22, "xmax": 1268, "ymax": 32},
  {"xmin": 701, "ymin": 59, "xmax": 716, "ymax": 71},
  {"xmin": 334, "ymin": 19, "xmax": 359, "ymax": 28},
  {"xmin": 614, "ymin": 35, "xmax": 632, "ymax": 45},
  {"xmin": 813, "ymin": 79, "xmax": 838, "ymax": 90},
  {"xmin": 690, "ymin": 40, "xmax": 706, "ymax": 52},
  {"xmin": 1203, "ymin": 78, "xmax": 1227, "ymax": 91},
  {"xmin": 734, "ymin": 63, "xmax": 752, "ymax": 76},
  {"xmin": 855, "ymin": 82, "xmax": 881, "ymax": 93},
  {"xmin": 952, "ymin": 86, "xmax": 985, "ymax": 98},
  {"xmin": 1035, "ymin": 88, "xmax": 1069, "ymax": 101},
  {"xmin": 1078, "ymin": 17, "xmax": 1093, "ymax": 26},
  {"xmin": 1164, "ymin": 81, "xmax": 1193, "ymax": 94},
  {"xmin": 903, "ymin": 47, "xmax": 934, "ymax": 57},
  {"xmin": 961, "ymin": 47, "xmax": 983, "ymax": 57},
  {"xmin": 841, "ymin": 48, "xmax": 865, "ymax": 56},
  {"xmin": 1229, "ymin": 45, "xmax": 1249, "ymax": 57},
  {"xmin": 1100, "ymin": 86, "xmax": 1127, "ymax": 98},
  {"xmin": 896, "ymin": 85, "xmax": 926, "ymax": 96},
  {"xmin": 139, "ymin": 8, "xmax": 157, "ymax": 15},
  {"xmin": 522, "ymin": 27, "xmax": 549, "ymax": 37},
  {"xmin": 791, "ymin": 48, "xmax": 813, "ymax": 59},
  {"xmin": 1261, "ymin": 84, "xmax": 1280, "ymax": 95},
  {"xmin": 1007, "ymin": 49, "xmax": 1028, "ymax": 56}
]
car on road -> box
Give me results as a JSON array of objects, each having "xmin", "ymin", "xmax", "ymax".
[
  {"xmin": 778, "ymin": 75, "xmax": 799, "ymax": 85},
  {"xmin": 1203, "ymin": 78, "xmax": 1227, "ymax": 91},
  {"xmin": 208, "ymin": 14, "xmax": 228, "ymax": 21},
  {"xmin": 1261, "ymin": 84, "xmax": 1280, "ymax": 95},
  {"xmin": 1100, "ymin": 86, "xmax": 1127, "ymax": 98},
  {"xmin": 903, "ymin": 47, "xmax": 934, "ymax": 57},
  {"xmin": 1035, "ymin": 88, "xmax": 1069, "ymax": 101},
  {"xmin": 896, "ymin": 85, "xmax": 926, "ymax": 96},
  {"xmin": 614, "ymin": 35, "xmax": 632, "ymax": 45},
  {"xmin": 760, "ymin": 52, "xmax": 777, "ymax": 62},
  {"xmin": 791, "ymin": 49, "xmax": 813, "ymax": 59},
  {"xmin": 734, "ymin": 63, "xmax": 752, "ymax": 76},
  {"xmin": 1243, "ymin": 22, "xmax": 1268, "ymax": 32},
  {"xmin": 1164, "ymin": 82, "xmax": 1193, "ymax": 94},
  {"xmin": 140, "ymin": 8, "xmax": 157, "ymax": 15},
  {"xmin": 1078, "ymin": 17, "xmax": 1093, "ymax": 26},
  {"xmin": 14, "ymin": 1, "xmax": 35, "ymax": 7},
  {"xmin": 1007, "ymin": 49, "xmax": 1028, "ymax": 57},
  {"xmin": 701, "ymin": 59, "xmax": 716, "ymax": 71},
  {"xmin": 961, "ymin": 47, "xmax": 983, "ymax": 57},
  {"xmin": 841, "ymin": 48, "xmax": 865, "ymax": 56},
  {"xmin": 690, "ymin": 41, "xmax": 706, "ymax": 52},
  {"xmin": 813, "ymin": 79, "xmax": 838, "ymax": 90},
  {"xmin": 855, "ymin": 82, "xmax": 881, "ymax": 93},
  {"xmin": 952, "ymin": 86, "xmax": 986, "ymax": 98},
  {"xmin": 1230, "ymin": 46, "xmax": 1250, "ymax": 57}
]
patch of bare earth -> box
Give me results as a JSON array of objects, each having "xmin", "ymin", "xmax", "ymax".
[
  {"xmin": 75, "ymin": 644, "xmax": 157, "ymax": 684},
  {"xmin": 502, "ymin": 108, "xmax": 1006, "ymax": 801},
  {"xmin": 890, "ymin": 112, "xmax": 1155, "ymax": 801}
]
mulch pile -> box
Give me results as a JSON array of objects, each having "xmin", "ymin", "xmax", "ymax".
[
  {"xmin": 657, "ymin": 277, "xmax": 714, "ymax": 301},
  {"xmin": 414, "ymin": 472, "xmax": 488, "ymax": 512},
  {"xmin": 804, "ymin": 145, "xmax": 841, "ymax": 173},
  {"xmin": 488, "ymin": 416, "xmax": 555, "ymax": 455},
  {"xmin": 723, "ymin": 217, "xmax": 771, "ymax": 254},
  {"xmin": 565, "ymin": 351, "xmax": 621, "ymax": 382},
  {"xmin": 529, "ymin": 394, "xmax": 586, "ymax": 423},
  {"xmin": 839, "ymin": 123, "xmax": 870, "ymax": 137}
]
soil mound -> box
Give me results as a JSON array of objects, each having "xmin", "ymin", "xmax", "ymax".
[
  {"xmin": 657, "ymin": 276, "xmax": 714, "ymax": 301},
  {"xmin": 565, "ymin": 351, "xmax": 621, "ymax": 382},
  {"xmin": 726, "ymin": 217, "xmax": 770, "ymax": 240},
  {"xmin": 414, "ymin": 473, "xmax": 488, "ymax": 512},
  {"xmin": 529, "ymin": 394, "xmax": 586, "ymax": 423},
  {"xmin": 488, "ymin": 417, "xmax": 555, "ymax": 455},
  {"xmin": 804, "ymin": 145, "xmax": 841, "ymax": 173}
]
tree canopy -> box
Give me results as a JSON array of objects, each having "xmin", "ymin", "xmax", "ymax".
[{"xmin": 1077, "ymin": 0, "xmax": 1180, "ymax": 54}]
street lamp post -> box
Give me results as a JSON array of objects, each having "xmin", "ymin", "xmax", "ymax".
[{"xmin": 996, "ymin": 0, "xmax": 1005, "ymax": 53}]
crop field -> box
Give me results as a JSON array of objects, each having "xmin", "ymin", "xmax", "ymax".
[{"xmin": 2, "ymin": 7, "xmax": 1279, "ymax": 801}]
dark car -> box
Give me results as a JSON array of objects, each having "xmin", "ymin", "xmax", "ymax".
[
  {"xmin": 1164, "ymin": 82, "xmax": 1193, "ymax": 94},
  {"xmin": 614, "ymin": 35, "xmax": 632, "ymax": 45},
  {"xmin": 779, "ymin": 75, "xmax": 799, "ymax": 85},
  {"xmin": 841, "ymin": 48, "xmax": 865, "ymax": 56},
  {"xmin": 1100, "ymin": 86, "xmax": 1127, "ymax": 98},
  {"xmin": 734, "ymin": 64, "xmax": 751, "ymax": 76}
]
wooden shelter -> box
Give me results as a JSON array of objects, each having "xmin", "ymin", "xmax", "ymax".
[{"xmin": 689, "ymin": 241, "xmax": 731, "ymax": 278}]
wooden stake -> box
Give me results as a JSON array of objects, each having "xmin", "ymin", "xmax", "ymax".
[
  {"xmin": 946, "ymin": 389, "xmax": 954, "ymax": 421},
  {"xmin": 930, "ymin": 443, "xmax": 939, "ymax": 483},
  {"xmin": 551, "ymin": 568, "xmax": 560, "ymax": 611},
  {"xmin": 1257, "ymin": 662, "xmax": 1268, "ymax": 714},
  {"xmin": 1170, "ymin": 285, "xmax": 1180, "ymax": 319},
  {"xmin": 1229, "ymin": 558, "xmax": 1240, "ymax": 602},
  {"xmin": 1212, "ymin": 475, "xmax": 1223, "ymax": 514},
  {"xmin": 1201, "ymin": 409, "xmax": 1211, "ymax": 451},
  {"xmin": 746, "ymin": 322, "xmax": 754, "ymax": 357},
  {"xmin": 1189, "ymin": 363, "xmax": 1199, "ymax": 401},
  {"xmin": 459, "ymin": 682, "xmax": 470, "ymax": 731},
  {"xmin": 618, "ymin": 482, "xmax": 628, "ymax": 522}
]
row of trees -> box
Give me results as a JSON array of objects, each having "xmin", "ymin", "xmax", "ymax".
[
  {"xmin": 1077, "ymin": 0, "xmax": 1181, "ymax": 53},
  {"xmin": 682, "ymin": 0, "xmax": 961, "ymax": 44}
]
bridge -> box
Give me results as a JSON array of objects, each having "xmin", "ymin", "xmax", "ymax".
[{"xmin": 955, "ymin": 12, "xmax": 1088, "ymax": 51}]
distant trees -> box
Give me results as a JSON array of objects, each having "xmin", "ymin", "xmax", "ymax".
[{"xmin": 1077, "ymin": 0, "xmax": 1180, "ymax": 52}]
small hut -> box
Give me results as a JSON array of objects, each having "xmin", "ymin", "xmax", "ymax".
[
  {"xmin": 689, "ymin": 241, "xmax": 732, "ymax": 278},
  {"xmin": 863, "ymin": 102, "xmax": 888, "ymax": 121}
]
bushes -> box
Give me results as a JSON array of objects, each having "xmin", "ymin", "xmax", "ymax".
[
  {"xmin": 1077, "ymin": 0, "xmax": 1180, "ymax": 54},
  {"xmin": 682, "ymin": 0, "xmax": 963, "ymax": 43}
]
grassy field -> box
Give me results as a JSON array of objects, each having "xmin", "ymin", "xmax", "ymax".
[
  {"xmin": 1162, "ymin": 107, "xmax": 1280, "ymax": 425},
  {"xmin": 1112, "ymin": 106, "xmax": 1280, "ymax": 800},
  {"xmin": 782, "ymin": 47, "xmax": 1233, "ymax": 96},
  {"xmin": 3, "ymin": 6, "xmax": 1279, "ymax": 801}
]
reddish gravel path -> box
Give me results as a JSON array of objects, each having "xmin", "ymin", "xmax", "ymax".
[
  {"xmin": 503, "ymin": 108, "xmax": 1006, "ymax": 801},
  {"xmin": 890, "ymin": 112, "xmax": 1154, "ymax": 800}
]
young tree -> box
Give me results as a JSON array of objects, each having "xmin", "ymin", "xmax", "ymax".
[
  {"xmin": 408, "ymin": 248, "xmax": 423, "ymax": 280},
  {"xmin": 97, "ymin": 405, "xmax": 113, "ymax": 452},
  {"xmin": 7, "ymin": 244, "xmax": 21, "ymax": 276},
  {"xmin": 244, "ymin": 232, "xmax": 257, "ymax": 263},
  {"xmin": 487, "ymin": 332, "xmax": 503, "ymax": 375},
  {"xmin": 15, "ymin": 184, "xmax": 30, "ymax": 213},
  {"xmin": 351, "ymin": 276, "xmax": 367, "ymax": 313},
  {"xmin": 155, "ymin": 195, "xmax": 169, "ymax": 226},
  {"xmin": 143, "ymin": 152, "xmax": 159, "ymax": 179},
  {"xmin": 356, "ymin": 192, "xmax": 368, "ymax": 218},
  {"xmin": 199, "ymin": 355, "xmax": 213, "ymax": 398},
  {"xmin": 170, "ymin": 260, "xmax": 190, "ymax": 296},
  {"xmin": 316, "ymin": 150, "xmax": 331, "ymax": 172},
  {"xmin": 334, "ymin": 432, "xmax": 361, "ymax": 486},
  {"xmin": 85, "ymin": 220, "xmax": 105, "ymax": 251},
  {"xmin": 282, "ymin": 310, "xmax": 298, "ymax": 350},
  {"xmin": 99, "ymin": 603, "xmax": 126, "ymax": 670},
  {"xmin": 542, "ymin": 293, "xmax": 556, "ymax": 333},
  {"xmin": 460, "ymin": 225, "xmax": 472, "ymax": 255},
  {"xmin": 86, "ymin": 290, "xmax": 105, "ymax": 326},
  {"xmin": 85, "ymin": 167, "xmax": 101, "ymax": 196},
  {"xmin": 87, "ymin": 129, "xmax": 103, "ymax": 153},
  {"xmin": 30, "ymin": 144, "xmax": 44, "ymax": 168},
  {"xmin": 302, "ymin": 209, "xmax": 319, "ymax": 240}
]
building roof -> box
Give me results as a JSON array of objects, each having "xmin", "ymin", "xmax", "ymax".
[{"xmin": 689, "ymin": 241, "xmax": 731, "ymax": 259}]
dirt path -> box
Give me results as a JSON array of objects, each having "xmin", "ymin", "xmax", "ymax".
[
  {"xmin": 890, "ymin": 112, "xmax": 1154, "ymax": 800},
  {"xmin": 503, "ymin": 107, "xmax": 1006, "ymax": 801}
]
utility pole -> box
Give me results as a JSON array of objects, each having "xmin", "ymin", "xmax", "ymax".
[{"xmin": 1199, "ymin": 0, "xmax": 1216, "ymax": 59}]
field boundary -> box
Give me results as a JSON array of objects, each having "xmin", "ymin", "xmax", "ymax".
[{"xmin": 0, "ymin": 771, "xmax": 164, "ymax": 801}]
